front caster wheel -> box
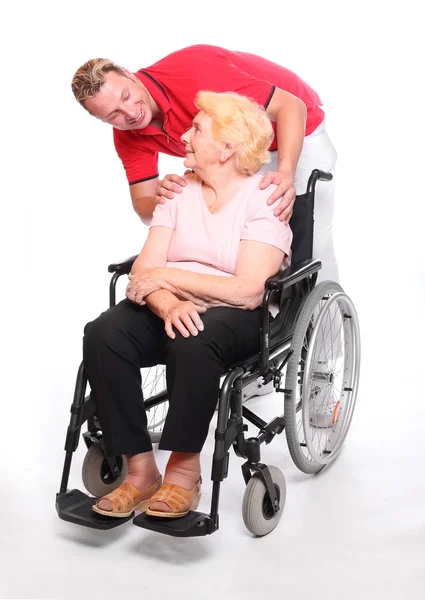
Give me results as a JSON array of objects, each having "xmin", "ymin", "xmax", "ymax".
[
  {"xmin": 82, "ymin": 443, "xmax": 128, "ymax": 498},
  {"xmin": 242, "ymin": 466, "xmax": 286, "ymax": 536}
]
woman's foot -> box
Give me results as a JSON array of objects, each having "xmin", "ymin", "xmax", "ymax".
[
  {"xmin": 147, "ymin": 452, "xmax": 201, "ymax": 516},
  {"xmin": 95, "ymin": 451, "xmax": 161, "ymax": 513},
  {"xmin": 92, "ymin": 477, "xmax": 162, "ymax": 518}
]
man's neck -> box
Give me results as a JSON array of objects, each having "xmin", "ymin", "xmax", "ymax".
[
  {"xmin": 149, "ymin": 116, "xmax": 164, "ymax": 130},
  {"xmin": 138, "ymin": 80, "xmax": 163, "ymax": 127}
]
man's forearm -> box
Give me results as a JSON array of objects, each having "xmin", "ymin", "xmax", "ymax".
[
  {"xmin": 159, "ymin": 268, "xmax": 262, "ymax": 310},
  {"xmin": 276, "ymin": 101, "xmax": 307, "ymax": 177},
  {"xmin": 132, "ymin": 195, "xmax": 157, "ymax": 226}
]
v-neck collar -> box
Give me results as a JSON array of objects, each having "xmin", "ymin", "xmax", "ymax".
[{"xmin": 199, "ymin": 178, "xmax": 250, "ymax": 216}]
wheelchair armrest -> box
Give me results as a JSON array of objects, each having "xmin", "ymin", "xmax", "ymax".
[
  {"xmin": 265, "ymin": 258, "xmax": 322, "ymax": 291},
  {"xmin": 107, "ymin": 255, "xmax": 139, "ymax": 275},
  {"xmin": 259, "ymin": 258, "xmax": 321, "ymax": 374}
]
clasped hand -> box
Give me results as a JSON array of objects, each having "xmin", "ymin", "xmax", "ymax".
[
  {"xmin": 126, "ymin": 268, "xmax": 164, "ymax": 305},
  {"xmin": 126, "ymin": 268, "xmax": 207, "ymax": 339}
]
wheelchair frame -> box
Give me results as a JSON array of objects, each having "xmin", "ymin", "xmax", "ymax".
[{"xmin": 56, "ymin": 170, "xmax": 344, "ymax": 537}]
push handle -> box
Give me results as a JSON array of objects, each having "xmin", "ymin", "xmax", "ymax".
[{"xmin": 307, "ymin": 169, "xmax": 333, "ymax": 195}]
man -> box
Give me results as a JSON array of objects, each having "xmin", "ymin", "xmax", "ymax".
[
  {"xmin": 71, "ymin": 44, "xmax": 338, "ymax": 283},
  {"xmin": 72, "ymin": 44, "xmax": 339, "ymax": 426}
]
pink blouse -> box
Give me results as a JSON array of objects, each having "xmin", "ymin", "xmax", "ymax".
[{"xmin": 150, "ymin": 173, "xmax": 292, "ymax": 276}]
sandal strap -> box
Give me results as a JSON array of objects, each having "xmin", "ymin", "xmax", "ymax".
[
  {"xmin": 149, "ymin": 479, "xmax": 201, "ymax": 514},
  {"xmin": 96, "ymin": 479, "xmax": 162, "ymax": 513}
]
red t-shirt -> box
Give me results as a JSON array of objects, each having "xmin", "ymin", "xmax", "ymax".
[{"xmin": 113, "ymin": 45, "xmax": 325, "ymax": 185}]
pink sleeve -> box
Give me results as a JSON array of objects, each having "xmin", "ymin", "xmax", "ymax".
[
  {"xmin": 241, "ymin": 185, "xmax": 293, "ymax": 261},
  {"xmin": 150, "ymin": 198, "xmax": 177, "ymax": 229}
]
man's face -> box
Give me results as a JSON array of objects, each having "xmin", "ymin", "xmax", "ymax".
[
  {"xmin": 84, "ymin": 71, "xmax": 154, "ymax": 131},
  {"xmin": 181, "ymin": 111, "xmax": 222, "ymax": 171}
]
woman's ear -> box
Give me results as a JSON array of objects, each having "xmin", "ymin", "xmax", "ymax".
[{"xmin": 220, "ymin": 142, "xmax": 238, "ymax": 163}]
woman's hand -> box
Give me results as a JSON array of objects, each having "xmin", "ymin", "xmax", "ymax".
[
  {"xmin": 163, "ymin": 300, "xmax": 207, "ymax": 339},
  {"xmin": 126, "ymin": 268, "xmax": 164, "ymax": 305},
  {"xmin": 153, "ymin": 173, "xmax": 187, "ymax": 205},
  {"xmin": 260, "ymin": 170, "xmax": 296, "ymax": 224}
]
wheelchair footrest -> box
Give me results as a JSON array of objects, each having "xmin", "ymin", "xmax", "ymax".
[
  {"xmin": 56, "ymin": 489, "xmax": 134, "ymax": 529},
  {"xmin": 133, "ymin": 510, "xmax": 216, "ymax": 537}
]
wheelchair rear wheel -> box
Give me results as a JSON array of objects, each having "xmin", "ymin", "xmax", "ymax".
[
  {"xmin": 284, "ymin": 281, "xmax": 361, "ymax": 474},
  {"xmin": 242, "ymin": 466, "xmax": 286, "ymax": 536}
]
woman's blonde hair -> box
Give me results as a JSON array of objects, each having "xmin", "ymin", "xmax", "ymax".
[
  {"xmin": 71, "ymin": 58, "xmax": 127, "ymax": 107},
  {"xmin": 195, "ymin": 91, "xmax": 274, "ymax": 176}
]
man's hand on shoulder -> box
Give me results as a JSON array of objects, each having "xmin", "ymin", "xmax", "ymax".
[
  {"xmin": 154, "ymin": 173, "xmax": 189, "ymax": 205},
  {"xmin": 260, "ymin": 170, "xmax": 296, "ymax": 224}
]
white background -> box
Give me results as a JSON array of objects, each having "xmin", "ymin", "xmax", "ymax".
[{"xmin": 1, "ymin": 0, "xmax": 424, "ymax": 598}]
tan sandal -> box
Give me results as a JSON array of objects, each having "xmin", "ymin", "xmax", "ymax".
[
  {"xmin": 146, "ymin": 477, "xmax": 202, "ymax": 518},
  {"xmin": 92, "ymin": 477, "xmax": 162, "ymax": 518}
]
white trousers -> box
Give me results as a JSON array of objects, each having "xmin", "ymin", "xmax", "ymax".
[{"xmin": 263, "ymin": 120, "xmax": 339, "ymax": 284}]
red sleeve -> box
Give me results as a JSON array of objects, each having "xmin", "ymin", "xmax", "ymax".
[{"xmin": 113, "ymin": 128, "xmax": 159, "ymax": 185}]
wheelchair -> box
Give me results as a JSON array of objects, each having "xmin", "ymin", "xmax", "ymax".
[{"xmin": 56, "ymin": 169, "xmax": 361, "ymax": 537}]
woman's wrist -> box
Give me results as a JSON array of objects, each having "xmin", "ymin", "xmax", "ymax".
[
  {"xmin": 155, "ymin": 267, "xmax": 178, "ymax": 294},
  {"xmin": 146, "ymin": 289, "xmax": 177, "ymax": 318}
]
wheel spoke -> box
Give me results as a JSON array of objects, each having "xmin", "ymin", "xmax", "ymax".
[{"xmin": 141, "ymin": 365, "xmax": 168, "ymax": 433}]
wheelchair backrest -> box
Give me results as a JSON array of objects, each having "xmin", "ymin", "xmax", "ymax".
[{"xmin": 289, "ymin": 191, "xmax": 314, "ymax": 265}]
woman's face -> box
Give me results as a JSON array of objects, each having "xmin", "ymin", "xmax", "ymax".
[{"xmin": 181, "ymin": 111, "xmax": 222, "ymax": 172}]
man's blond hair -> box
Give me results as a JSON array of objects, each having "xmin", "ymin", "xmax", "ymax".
[
  {"xmin": 71, "ymin": 58, "xmax": 128, "ymax": 107},
  {"xmin": 195, "ymin": 91, "xmax": 274, "ymax": 176}
]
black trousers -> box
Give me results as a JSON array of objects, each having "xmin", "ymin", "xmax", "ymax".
[{"xmin": 83, "ymin": 299, "xmax": 263, "ymax": 456}]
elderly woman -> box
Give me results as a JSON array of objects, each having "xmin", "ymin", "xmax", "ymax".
[{"xmin": 83, "ymin": 91, "xmax": 292, "ymax": 519}]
